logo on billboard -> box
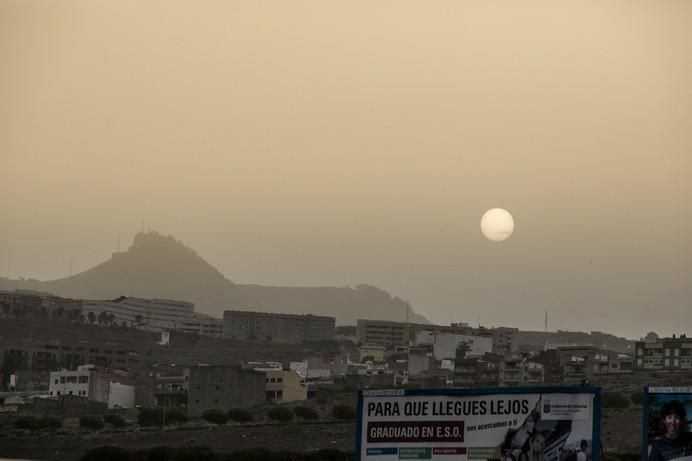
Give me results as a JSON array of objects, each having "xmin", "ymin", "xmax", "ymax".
[{"xmin": 543, "ymin": 399, "xmax": 551, "ymax": 414}]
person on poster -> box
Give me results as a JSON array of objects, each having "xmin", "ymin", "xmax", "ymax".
[
  {"xmin": 649, "ymin": 400, "xmax": 692, "ymax": 461},
  {"xmin": 519, "ymin": 431, "xmax": 546, "ymax": 461}
]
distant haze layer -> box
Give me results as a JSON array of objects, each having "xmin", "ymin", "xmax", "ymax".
[{"xmin": 0, "ymin": 1, "xmax": 690, "ymax": 339}]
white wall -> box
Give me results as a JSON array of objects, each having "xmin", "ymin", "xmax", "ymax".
[
  {"xmin": 108, "ymin": 382, "xmax": 135, "ymax": 409},
  {"xmin": 433, "ymin": 333, "xmax": 493, "ymax": 360}
]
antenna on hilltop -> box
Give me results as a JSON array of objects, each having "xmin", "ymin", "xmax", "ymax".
[
  {"xmin": 545, "ymin": 312, "xmax": 548, "ymax": 332},
  {"xmin": 117, "ymin": 233, "xmax": 121, "ymax": 252}
]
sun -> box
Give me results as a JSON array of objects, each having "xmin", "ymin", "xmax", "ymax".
[{"xmin": 480, "ymin": 208, "xmax": 514, "ymax": 242}]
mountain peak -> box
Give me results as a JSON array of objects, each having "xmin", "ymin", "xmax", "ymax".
[
  {"xmin": 128, "ymin": 231, "xmax": 198, "ymax": 257},
  {"xmin": 0, "ymin": 233, "xmax": 428, "ymax": 325}
]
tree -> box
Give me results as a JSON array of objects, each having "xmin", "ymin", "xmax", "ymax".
[
  {"xmin": 135, "ymin": 315, "xmax": 144, "ymax": 328},
  {"xmin": 107, "ymin": 313, "xmax": 115, "ymax": 325},
  {"xmin": 97, "ymin": 312, "xmax": 108, "ymax": 326},
  {"xmin": 87, "ymin": 311, "xmax": 96, "ymax": 324},
  {"xmin": 202, "ymin": 409, "xmax": 229, "ymax": 425},
  {"xmin": 267, "ymin": 406, "xmax": 293, "ymax": 422},
  {"xmin": 644, "ymin": 332, "xmax": 659, "ymax": 342}
]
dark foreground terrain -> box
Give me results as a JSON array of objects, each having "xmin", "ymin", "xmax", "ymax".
[{"xmin": 0, "ymin": 407, "xmax": 645, "ymax": 461}]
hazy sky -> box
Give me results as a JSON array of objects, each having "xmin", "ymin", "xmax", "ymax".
[{"xmin": 1, "ymin": 0, "xmax": 690, "ymax": 339}]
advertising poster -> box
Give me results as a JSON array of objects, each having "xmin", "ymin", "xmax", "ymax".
[
  {"xmin": 357, "ymin": 387, "xmax": 601, "ymax": 461},
  {"xmin": 643, "ymin": 387, "xmax": 692, "ymax": 461}
]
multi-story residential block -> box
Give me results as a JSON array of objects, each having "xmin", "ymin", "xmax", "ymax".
[
  {"xmin": 635, "ymin": 336, "xmax": 692, "ymax": 370},
  {"xmin": 223, "ymin": 310, "xmax": 335, "ymax": 343},
  {"xmin": 187, "ymin": 366, "xmax": 266, "ymax": 416},
  {"xmin": 1, "ymin": 337, "xmax": 144, "ymax": 372},
  {"xmin": 84, "ymin": 297, "xmax": 221, "ymax": 337}
]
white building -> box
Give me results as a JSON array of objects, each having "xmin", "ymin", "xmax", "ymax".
[
  {"xmin": 426, "ymin": 332, "xmax": 493, "ymax": 360},
  {"xmin": 48, "ymin": 366, "xmax": 135, "ymax": 409},
  {"xmin": 83, "ymin": 296, "xmax": 222, "ymax": 337}
]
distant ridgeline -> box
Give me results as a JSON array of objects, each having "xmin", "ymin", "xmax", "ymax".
[{"xmin": 0, "ymin": 231, "xmax": 429, "ymax": 326}]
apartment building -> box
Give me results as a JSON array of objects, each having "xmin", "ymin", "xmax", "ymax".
[
  {"xmin": 187, "ymin": 366, "xmax": 266, "ymax": 416},
  {"xmin": 635, "ymin": 336, "xmax": 692, "ymax": 370},
  {"xmin": 223, "ymin": 310, "xmax": 335, "ymax": 343},
  {"xmin": 83, "ymin": 296, "xmax": 223, "ymax": 337}
]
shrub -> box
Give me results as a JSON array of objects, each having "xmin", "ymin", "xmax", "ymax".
[
  {"xmin": 104, "ymin": 413, "xmax": 127, "ymax": 428},
  {"xmin": 38, "ymin": 416, "xmax": 62, "ymax": 429},
  {"xmin": 80, "ymin": 445, "xmax": 133, "ymax": 461},
  {"xmin": 80, "ymin": 415, "xmax": 105, "ymax": 430},
  {"xmin": 165, "ymin": 409, "xmax": 188, "ymax": 425},
  {"xmin": 138, "ymin": 408, "xmax": 186, "ymax": 426},
  {"xmin": 228, "ymin": 408, "xmax": 253, "ymax": 423},
  {"xmin": 267, "ymin": 406, "xmax": 293, "ymax": 422},
  {"xmin": 202, "ymin": 409, "xmax": 229, "ymax": 425},
  {"xmin": 331, "ymin": 405, "xmax": 356, "ymax": 420},
  {"xmin": 630, "ymin": 391, "xmax": 644, "ymax": 405},
  {"xmin": 138, "ymin": 408, "xmax": 163, "ymax": 426},
  {"xmin": 15, "ymin": 416, "xmax": 39, "ymax": 430},
  {"xmin": 174, "ymin": 446, "xmax": 217, "ymax": 461},
  {"xmin": 602, "ymin": 392, "xmax": 630, "ymax": 409},
  {"xmin": 293, "ymin": 406, "xmax": 319, "ymax": 420}
]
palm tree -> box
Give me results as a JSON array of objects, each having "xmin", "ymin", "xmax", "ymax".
[{"xmin": 97, "ymin": 312, "xmax": 108, "ymax": 325}]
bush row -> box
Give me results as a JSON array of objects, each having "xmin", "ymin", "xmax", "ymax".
[
  {"xmin": 81, "ymin": 445, "xmax": 354, "ymax": 461},
  {"xmin": 14, "ymin": 403, "xmax": 356, "ymax": 431}
]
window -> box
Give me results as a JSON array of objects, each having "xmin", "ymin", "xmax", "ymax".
[
  {"xmin": 79, "ymin": 376, "xmax": 89, "ymax": 383},
  {"xmin": 277, "ymin": 378, "xmax": 283, "ymax": 383}
]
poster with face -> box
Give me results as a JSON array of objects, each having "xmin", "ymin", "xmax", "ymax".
[
  {"xmin": 357, "ymin": 387, "xmax": 601, "ymax": 461},
  {"xmin": 644, "ymin": 387, "xmax": 692, "ymax": 461}
]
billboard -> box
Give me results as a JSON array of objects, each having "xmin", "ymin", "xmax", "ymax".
[
  {"xmin": 643, "ymin": 386, "xmax": 692, "ymax": 461},
  {"xmin": 357, "ymin": 387, "xmax": 601, "ymax": 461}
]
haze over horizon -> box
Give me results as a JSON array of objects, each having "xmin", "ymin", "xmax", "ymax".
[{"xmin": 1, "ymin": 1, "xmax": 690, "ymax": 340}]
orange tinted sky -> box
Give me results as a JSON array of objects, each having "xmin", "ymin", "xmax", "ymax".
[{"xmin": 1, "ymin": 0, "xmax": 690, "ymax": 338}]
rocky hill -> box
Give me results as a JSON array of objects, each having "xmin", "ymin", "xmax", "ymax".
[{"xmin": 0, "ymin": 232, "xmax": 428, "ymax": 325}]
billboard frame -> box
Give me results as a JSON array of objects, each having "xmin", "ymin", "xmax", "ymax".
[{"xmin": 356, "ymin": 386, "xmax": 602, "ymax": 461}]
